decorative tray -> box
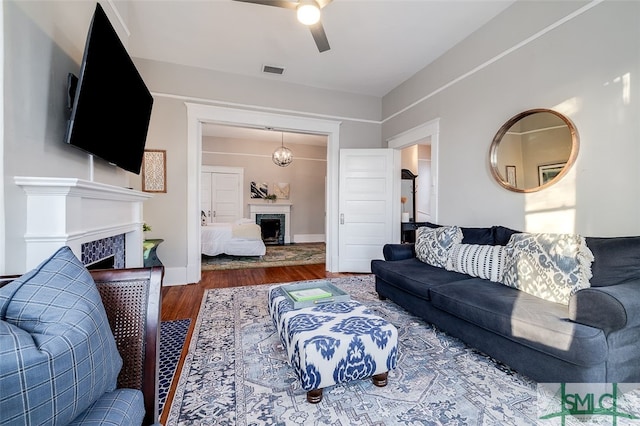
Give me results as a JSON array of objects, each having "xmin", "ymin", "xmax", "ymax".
[{"xmin": 281, "ymin": 280, "xmax": 350, "ymax": 309}]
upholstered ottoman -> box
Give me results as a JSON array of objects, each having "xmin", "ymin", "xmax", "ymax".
[{"xmin": 268, "ymin": 284, "xmax": 398, "ymax": 403}]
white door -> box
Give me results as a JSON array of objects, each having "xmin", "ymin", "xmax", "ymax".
[
  {"xmin": 211, "ymin": 173, "xmax": 241, "ymax": 223},
  {"xmin": 201, "ymin": 167, "xmax": 244, "ymax": 224},
  {"xmin": 201, "ymin": 172, "xmax": 212, "ymax": 224},
  {"xmin": 338, "ymin": 149, "xmax": 399, "ymax": 272}
]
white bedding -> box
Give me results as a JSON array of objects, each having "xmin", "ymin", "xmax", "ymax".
[{"xmin": 201, "ymin": 221, "xmax": 266, "ymax": 257}]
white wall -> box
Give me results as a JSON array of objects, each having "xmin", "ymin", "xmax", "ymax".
[{"xmin": 382, "ymin": 0, "xmax": 640, "ymax": 236}]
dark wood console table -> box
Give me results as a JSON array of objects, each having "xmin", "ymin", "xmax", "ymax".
[
  {"xmin": 401, "ymin": 222, "xmax": 431, "ymax": 243},
  {"xmin": 143, "ymin": 239, "xmax": 164, "ymax": 267}
]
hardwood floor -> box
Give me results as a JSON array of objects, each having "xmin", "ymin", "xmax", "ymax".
[{"xmin": 158, "ymin": 263, "xmax": 355, "ymax": 424}]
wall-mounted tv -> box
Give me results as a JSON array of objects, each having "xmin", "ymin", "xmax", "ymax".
[{"xmin": 65, "ymin": 3, "xmax": 153, "ymax": 175}]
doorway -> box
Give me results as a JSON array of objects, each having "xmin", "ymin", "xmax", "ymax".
[
  {"xmin": 388, "ymin": 119, "xmax": 440, "ymax": 224},
  {"xmin": 185, "ymin": 104, "xmax": 341, "ymax": 284}
]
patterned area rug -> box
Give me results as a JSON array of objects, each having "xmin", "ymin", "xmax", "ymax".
[
  {"xmin": 159, "ymin": 319, "xmax": 191, "ymax": 416},
  {"xmin": 201, "ymin": 242, "xmax": 325, "ymax": 270},
  {"xmin": 167, "ymin": 276, "xmax": 640, "ymax": 425}
]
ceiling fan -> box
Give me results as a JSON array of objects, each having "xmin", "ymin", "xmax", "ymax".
[{"xmin": 232, "ymin": 0, "xmax": 332, "ymax": 53}]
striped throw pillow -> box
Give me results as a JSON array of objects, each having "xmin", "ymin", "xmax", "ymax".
[{"xmin": 446, "ymin": 243, "xmax": 507, "ymax": 282}]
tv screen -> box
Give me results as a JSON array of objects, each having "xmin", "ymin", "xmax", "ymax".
[{"xmin": 65, "ymin": 3, "xmax": 153, "ymax": 175}]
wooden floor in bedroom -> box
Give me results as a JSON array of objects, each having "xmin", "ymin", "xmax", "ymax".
[{"xmin": 158, "ymin": 263, "xmax": 356, "ymax": 424}]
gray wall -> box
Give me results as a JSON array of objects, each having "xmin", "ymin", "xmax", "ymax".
[
  {"xmin": 0, "ymin": 0, "xmax": 382, "ymax": 275},
  {"xmin": 382, "ymin": 0, "xmax": 640, "ymax": 236},
  {"xmin": 2, "ymin": 1, "xmax": 135, "ymax": 273},
  {"xmin": 3, "ymin": 0, "xmax": 639, "ymax": 276}
]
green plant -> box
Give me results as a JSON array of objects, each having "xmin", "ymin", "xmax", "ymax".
[
  {"xmin": 265, "ymin": 194, "xmax": 277, "ymax": 201},
  {"xmin": 143, "ymin": 223, "xmax": 152, "ymax": 232}
]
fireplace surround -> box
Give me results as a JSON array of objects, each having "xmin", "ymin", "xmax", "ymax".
[
  {"xmin": 15, "ymin": 177, "xmax": 152, "ymax": 270},
  {"xmin": 249, "ymin": 201, "xmax": 291, "ymax": 244}
]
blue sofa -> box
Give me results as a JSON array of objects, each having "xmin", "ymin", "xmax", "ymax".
[
  {"xmin": 0, "ymin": 246, "xmax": 162, "ymax": 425},
  {"xmin": 371, "ymin": 224, "xmax": 640, "ymax": 383}
]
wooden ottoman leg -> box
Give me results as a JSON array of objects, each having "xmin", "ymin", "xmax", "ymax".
[
  {"xmin": 307, "ymin": 388, "xmax": 323, "ymax": 404},
  {"xmin": 372, "ymin": 372, "xmax": 389, "ymax": 387}
]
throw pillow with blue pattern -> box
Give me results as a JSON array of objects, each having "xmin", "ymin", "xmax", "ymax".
[
  {"xmin": 501, "ymin": 233, "xmax": 594, "ymax": 305},
  {"xmin": 415, "ymin": 225, "xmax": 463, "ymax": 268},
  {"xmin": 0, "ymin": 246, "xmax": 123, "ymax": 425}
]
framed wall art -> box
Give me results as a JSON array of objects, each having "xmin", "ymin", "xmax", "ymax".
[
  {"xmin": 538, "ymin": 162, "xmax": 565, "ymax": 186},
  {"xmin": 505, "ymin": 165, "xmax": 517, "ymax": 187},
  {"xmin": 142, "ymin": 149, "xmax": 167, "ymax": 193}
]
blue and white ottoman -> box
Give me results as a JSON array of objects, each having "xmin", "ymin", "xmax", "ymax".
[{"xmin": 268, "ymin": 285, "xmax": 398, "ymax": 403}]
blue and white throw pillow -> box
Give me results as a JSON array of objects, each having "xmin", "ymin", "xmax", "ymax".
[
  {"xmin": 415, "ymin": 226, "xmax": 463, "ymax": 268},
  {"xmin": 446, "ymin": 244, "xmax": 507, "ymax": 282},
  {"xmin": 0, "ymin": 246, "xmax": 122, "ymax": 425},
  {"xmin": 500, "ymin": 233, "xmax": 594, "ymax": 305}
]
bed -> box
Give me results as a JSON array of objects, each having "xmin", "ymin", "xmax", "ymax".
[{"xmin": 201, "ymin": 219, "xmax": 266, "ymax": 257}]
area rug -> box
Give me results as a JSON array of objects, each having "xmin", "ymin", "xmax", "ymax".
[
  {"xmin": 167, "ymin": 276, "xmax": 640, "ymax": 425},
  {"xmin": 201, "ymin": 242, "xmax": 325, "ymax": 270},
  {"xmin": 158, "ymin": 319, "xmax": 191, "ymax": 416}
]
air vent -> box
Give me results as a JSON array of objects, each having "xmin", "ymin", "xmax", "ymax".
[{"xmin": 262, "ymin": 65, "xmax": 285, "ymax": 75}]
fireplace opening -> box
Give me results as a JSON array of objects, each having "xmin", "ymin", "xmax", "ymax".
[
  {"xmin": 86, "ymin": 255, "xmax": 115, "ymax": 270},
  {"xmin": 260, "ymin": 219, "xmax": 281, "ymax": 245}
]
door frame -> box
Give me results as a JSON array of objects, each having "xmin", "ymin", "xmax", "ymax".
[
  {"xmin": 387, "ymin": 118, "xmax": 440, "ymax": 224},
  {"xmin": 185, "ymin": 103, "xmax": 341, "ymax": 284}
]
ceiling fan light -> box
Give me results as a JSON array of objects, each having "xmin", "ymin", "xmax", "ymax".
[{"xmin": 297, "ymin": 2, "xmax": 321, "ymax": 26}]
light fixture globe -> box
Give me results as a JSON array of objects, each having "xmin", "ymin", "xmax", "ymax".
[
  {"xmin": 272, "ymin": 132, "xmax": 293, "ymax": 167},
  {"xmin": 297, "ymin": 1, "xmax": 321, "ymax": 26},
  {"xmin": 272, "ymin": 146, "xmax": 293, "ymax": 167}
]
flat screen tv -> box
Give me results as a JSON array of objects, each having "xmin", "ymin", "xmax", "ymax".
[{"xmin": 65, "ymin": 3, "xmax": 153, "ymax": 175}]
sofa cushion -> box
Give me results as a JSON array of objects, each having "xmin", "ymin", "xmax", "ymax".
[
  {"xmin": 415, "ymin": 222, "xmax": 495, "ymax": 245},
  {"xmin": 492, "ymin": 226, "xmax": 521, "ymax": 246},
  {"xmin": 415, "ymin": 225, "xmax": 463, "ymax": 268},
  {"xmin": 460, "ymin": 227, "xmax": 495, "ymax": 245},
  {"xmin": 67, "ymin": 389, "xmax": 145, "ymax": 426},
  {"xmin": 501, "ymin": 233, "xmax": 594, "ymax": 305},
  {"xmin": 0, "ymin": 246, "xmax": 123, "ymax": 425},
  {"xmin": 371, "ymin": 258, "xmax": 474, "ymax": 301},
  {"xmin": 446, "ymin": 244, "xmax": 507, "ymax": 282},
  {"xmin": 585, "ymin": 236, "xmax": 640, "ymax": 286},
  {"xmin": 430, "ymin": 280, "xmax": 608, "ymax": 367}
]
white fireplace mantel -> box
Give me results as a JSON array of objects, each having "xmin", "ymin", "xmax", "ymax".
[
  {"xmin": 15, "ymin": 177, "xmax": 152, "ymax": 270},
  {"xmin": 249, "ymin": 201, "xmax": 292, "ymax": 244}
]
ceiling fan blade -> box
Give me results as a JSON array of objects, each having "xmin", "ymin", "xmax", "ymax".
[
  {"xmin": 315, "ymin": 0, "xmax": 333, "ymax": 9},
  {"xmin": 309, "ymin": 21, "xmax": 330, "ymax": 52},
  {"xmin": 232, "ymin": 0, "xmax": 297, "ymax": 10}
]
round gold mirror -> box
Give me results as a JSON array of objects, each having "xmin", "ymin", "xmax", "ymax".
[{"xmin": 490, "ymin": 109, "xmax": 579, "ymax": 193}]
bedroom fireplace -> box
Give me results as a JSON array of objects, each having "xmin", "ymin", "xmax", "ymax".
[{"xmin": 256, "ymin": 214, "xmax": 285, "ymax": 245}]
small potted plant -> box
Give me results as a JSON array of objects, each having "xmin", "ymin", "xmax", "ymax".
[{"xmin": 265, "ymin": 194, "xmax": 277, "ymax": 203}]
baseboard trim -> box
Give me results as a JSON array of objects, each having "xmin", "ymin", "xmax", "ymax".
[
  {"xmin": 162, "ymin": 266, "xmax": 189, "ymax": 286},
  {"xmin": 292, "ymin": 234, "xmax": 325, "ymax": 243}
]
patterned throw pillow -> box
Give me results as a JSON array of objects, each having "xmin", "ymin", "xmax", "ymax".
[
  {"xmin": 415, "ymin": 226, "xmax": 463, "ymax": 268},
  {"xmin": 0, "ymin": 246, "xmax": 122, "ymax": 425},
  {"xmin": 446, "ymin": 244, "xmax": 507, "ymax": 282},
  {"xmin": 501, "ymin": 233, "xmax": 595, "ymax": 305}
]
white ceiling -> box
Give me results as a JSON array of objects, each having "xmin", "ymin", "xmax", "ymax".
[{"xmin": 125, "ymin": 0, "xmax": 515, "ymax": 141}]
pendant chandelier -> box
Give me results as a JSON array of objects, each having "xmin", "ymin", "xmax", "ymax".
[{"xmin": 272, "ymin": 131, "xmax": 293, "ymax": 167}]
